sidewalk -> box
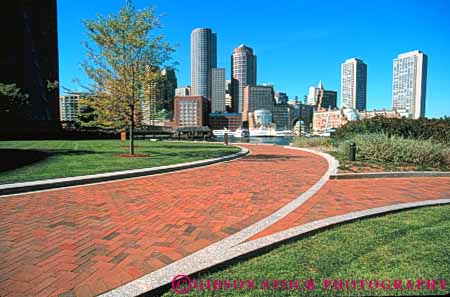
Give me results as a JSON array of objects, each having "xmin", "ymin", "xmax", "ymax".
[{"xmin": 0, "ymin": 144, "xmax": 328, "ymax": 297}]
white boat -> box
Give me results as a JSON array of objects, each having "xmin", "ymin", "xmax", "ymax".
[
  {"xmin": 249, "ymin": 127, "xmax": 276, "ymax": 137},
  {"xmin": 232, "ymin": 128, "xmax": 250, "ymax": 138},
  {"xmin": 212, "ymin": 129, "xmax": 233, "ymax": 137},
  {"xmin": 275, "ymin": 130, "xmax": 295, "ymax": 136}
]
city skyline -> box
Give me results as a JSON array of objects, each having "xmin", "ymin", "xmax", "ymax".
[{"xmin": 58, "ymin": 0, "xmax": 450, "ymax": 118}]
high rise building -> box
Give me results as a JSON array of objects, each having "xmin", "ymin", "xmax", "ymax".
[
  {"xmin": 142, "ymin": 67, "xmax": 177, "ymax": 125},
  {"xmin": 307, "ymin": 81, "xmax": 337, "ymax": 110},
  {"xmin": 60, "ymin": 93, "xmax": 82, "ymax": 122},
  {"xmin": 1, "ymin": 0, "xmax": 60, "ymax": 136},
  {"xmin": 392, "ymin": 50, "xmax": 428, "ymax": 119},
  {"xmin": 341, "ymin": 58, "xmax": 367, "ymax": 111},
  {"xmin": 231, "ymin": 44, "xmax": 257, "ymax": 113},
  {"xmin": 307, "ymin": 86, "xmax": 316, "ymax": 105},
  {"xmin": 160, "ymin": 68, "xmax": 177, "ymax": 112},
  {"xmin": 190, "ymin": 28, "xmax": 217, "ymax": 98},
  {"xmin": 210, "ymin": 68, "xmax": 226, "ymax": 113},
  {"xmin": 225, "ymin": 80, "xmax": 232, "ymax": 110},
  {"xmin": 175, "ymin": 86, "xmax": 191, "ymax": 97},
  {"xmin": 243, "ymin": 85, "xmax": 275, "ymax": 128}
]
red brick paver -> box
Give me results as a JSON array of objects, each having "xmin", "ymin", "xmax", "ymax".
[
  {"xmin": 0, "ymin": 145, "xmax": 328, "ymax": 297},
  {"xmin": 250, "ymin": 177, "xmax": 450, "ymax": 240}
]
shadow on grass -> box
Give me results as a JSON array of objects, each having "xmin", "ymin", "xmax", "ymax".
[
  {"xmin": 0, "ymin": 149, "xmax": 49, "ymax": 172},
  {"xmin": 0, "ymin": 149, "xmax": 102, "ymax": 172}
]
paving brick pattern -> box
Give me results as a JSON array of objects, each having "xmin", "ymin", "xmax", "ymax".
[
  {"xmin": 250, "ymin": 177, "xmax": 450, "ymax": 240},
  {"xmin": 0, "ymin": 145, "xmax": 328, "ymax": 297}
]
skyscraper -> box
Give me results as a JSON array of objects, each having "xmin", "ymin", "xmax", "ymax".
[
  {"xmin": 231, "ymin": 44, "xmax": 257, "ymax": 113},
  {"xmin": 242, "ymin": 85, "xmax": 274, "ymax": 127},
  {"xmin": 225, "ymin": 80, "xmax": 232, "ymax": 110},
  {"xmin": 392, "ymin": 50, "xmax": 428, "ymax": 119},
  {"xmin": 210, "ymin": 68, "xmax": 226, "ymax": 113},
  {"xmin": 190, "ymin": 28, "xmax": 217, "ymax": 98},
  {"xmin": 160, "ymin": 68, "xmax": 177, "ymax": 112},
  {"xmin": 341, "ymin": 58, "xmax": 367, "ymax": 111},
  {"xmin": 1, "ymin": 0, "xmax": 60, "ymax": 135}
]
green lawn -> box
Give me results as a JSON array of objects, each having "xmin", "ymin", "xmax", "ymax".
[
  {"xmin": 0, "ymin": 140, "xmax": 240, "ymax": 184},
  {"xmin": 164, "ymin": 205, "xmax": 450, "ymax": 296}
]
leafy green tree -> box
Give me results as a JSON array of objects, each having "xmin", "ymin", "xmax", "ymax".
[
  {"xmin": 0, "ymin": 83, "xmax": 30, "ymax": 121},
  {"xmin": 82, "ymin": 0, "xmax": 176, "ymax": 154}
]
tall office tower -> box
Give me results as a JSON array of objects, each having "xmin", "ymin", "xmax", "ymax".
[
  {"xmin": 190, "ymin": 28, "xmax": 217, "ymax": 98},
  {"xmin": 160, "ymin": 68, "xmax": 177, "ymax": 112},
  {"xmin": 231, "ymin": 44, "xmax": 257, "ymax": 113},
  {"xmin": 341, "ymin": 58, "xmax": 367, "ymax": 111},
  {"xmin": 225, "ymin": 80, "xmax": 232, "ymax": 109},
  {"xmin": 242, "ymin": 85, "xmax": 275, "ymax": 127},
  {"xmin": 307, "ymin": 86, "xmax": 316, "ymax": 105},
  {"xmin": 1, "ymin": 0, "xmax": 60, "ymax": 135},
  {"xmin": 210, "ymin": 68, "xmax": 226, "ymax": 113},
  {"xmin": 392, "ymin": 50, "xmax": 428, "ymax": 119}
]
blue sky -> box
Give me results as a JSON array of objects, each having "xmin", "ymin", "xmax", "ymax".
[{"xmin": 58, "ymin": 0, "xmax": 450, "ymax": 118}]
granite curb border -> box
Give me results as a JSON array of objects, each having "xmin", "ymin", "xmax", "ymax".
[
  {"xmin": 99, "ymin": 145, "xmax": 339, "ymax": 297},
  {"xmin": 139, "ymin": 199, "xmax": 450, "ymax": 297},
  {"xmin": 0, "ymin": 146, "xmax": 249, "ymax": 196},
  {"xmin": 330, "ymin": 171, "xmax": 450, "ymax": 180}
]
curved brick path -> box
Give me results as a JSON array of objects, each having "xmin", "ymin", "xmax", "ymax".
[
  {"xmin": 250, "ymin": 177, "xmax": 450, "ymax": 240},
  {"xmin": 0, "ymin": 145, "xmax": 328, "ymax": 297}
]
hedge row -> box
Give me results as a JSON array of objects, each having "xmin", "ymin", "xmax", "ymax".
[
  {"xmin": 338, "ymin": 134, "xmax": 450, "ymax": 168},
  {"xmin": 335, "ymin": 117, "xmax": 450, "ymax": 144}
]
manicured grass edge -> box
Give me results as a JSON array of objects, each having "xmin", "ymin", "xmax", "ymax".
[{"xmin": 0, "ymin": 146, "xmax": 249, "ymax": 196}]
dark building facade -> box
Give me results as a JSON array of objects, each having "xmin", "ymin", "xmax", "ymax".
[
  {"xmin": 208, "ymin": 113, "xmax": 241, "ymax": 131},
  {"xmin": 161, "ymin": 68, "xmax": 177, "ymax": 112},
  {"xmin": 1, "ymin": 0, "xmax": 60, "ymax": 136}
]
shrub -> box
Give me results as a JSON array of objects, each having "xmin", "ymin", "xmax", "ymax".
[
  {"xmin": 294, "ymin": 137, "xmax": 335, "ymax": 150},
  {"xmin": 338, "ymin": 134, "xmax": 450, "ymax": 168},
  {"xmin": 335, "ymin": 117, "xmax": 450, "ymax": 144}
]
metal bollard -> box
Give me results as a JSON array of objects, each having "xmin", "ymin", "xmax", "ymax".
[
  {"xmin": 349, "ymin": 142, "xmax": 356, "ymax": 161},
  {"xmin": 224, "ymin": 132, "xmax": 229, "ymax": 146}
]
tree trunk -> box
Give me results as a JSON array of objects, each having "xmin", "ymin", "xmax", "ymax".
[
  {"xmin": 130, "ymin": 102, "xmax": 135, "ymax": 155},
  {"xmin": 130, "ymin": 64, "xmax": 136, "ymax": 155}
]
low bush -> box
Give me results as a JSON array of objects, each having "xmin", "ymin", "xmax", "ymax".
[
  {"xmin": 294, "ymin": 137, "xmax": 335, "ymax": 150},
  {"xmin": 335, "ymin": 117, "xmax": 450, "ymax": 144},
  {"xmin": 338, "ymin": 134, "xmax": 450, "ymax": 168}
]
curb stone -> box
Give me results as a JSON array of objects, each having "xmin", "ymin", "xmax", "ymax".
[{"xmin": 0, "ymin": 146, "xmax": 249, "ymax": 196}]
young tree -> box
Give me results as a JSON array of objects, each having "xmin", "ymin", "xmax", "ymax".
[{"xmin": 82, "ymin": 0, "xmax": 175, "ymax": 154}]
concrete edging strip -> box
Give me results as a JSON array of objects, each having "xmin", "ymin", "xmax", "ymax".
[
  {"xmin": 99, "ymin": 145, "xmax": 339, "ymax": 297},
  {"xmin": 0, "ymin": 146, "xmax": 249, "ymax": 196},
  {"xmin": 106, "ymin": 198, "xmax": 450, "ymax": 297},
  {"xmin": 330, "ymin": 171, "xmax": 450, "ymax": 180}
]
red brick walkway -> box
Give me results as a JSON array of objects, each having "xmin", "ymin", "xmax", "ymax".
[
  {"xmin": 0, "ymin": 145, "xmax": 328, "ymax": 297},
  {"xmin": 250, "ymin": 177, "xmax": 450, "ymax": 240}
]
